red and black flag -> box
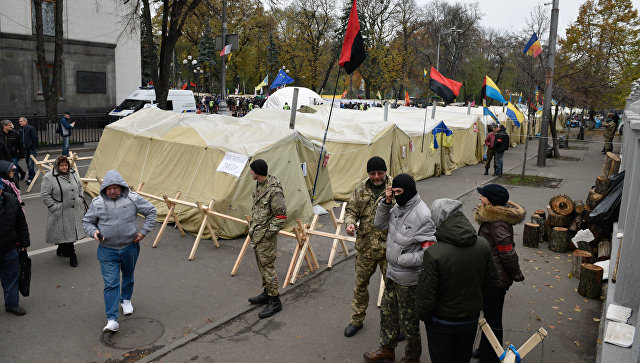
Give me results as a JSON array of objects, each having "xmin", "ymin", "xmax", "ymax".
[
  {"xmin": 428, "ymin": 67, "xmax": 462, "ymax": 104},
  {"xmin": 339, "ymin": 0, "xmax": 366, "ymax": 74}
]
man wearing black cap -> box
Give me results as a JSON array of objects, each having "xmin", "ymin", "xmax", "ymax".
[
  {"xmin": 247, "ymin": 159, "xmax": 287, "ymax": 319},
  {"xmin": 343, "ymin": 156, "xmax": 391, "ymax": 337},
  {"xmin": 473, "ymin": 184, "xmax": 525, "ymax": 362}
]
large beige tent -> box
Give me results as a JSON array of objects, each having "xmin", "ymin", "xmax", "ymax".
[
  {"xmin": 244, "ymin": 108, "xmax": 412, "ymax": 200},
  {"xmin": 85, "ymin": 108, "xmax": 333, "ymax": 239}
]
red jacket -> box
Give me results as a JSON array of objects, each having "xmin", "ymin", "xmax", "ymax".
[{"xmin": 484, "ymin": 132, "xmax": 496, "ymax": 149}]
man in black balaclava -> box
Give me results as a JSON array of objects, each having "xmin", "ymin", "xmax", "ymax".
[{"xmin": 391, "ymin": 173, "xmax": 417, "ymax": 206}]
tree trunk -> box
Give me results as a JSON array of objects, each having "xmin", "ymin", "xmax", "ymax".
[
  {"xmin": 571, "ymin": 249, "xmax": 593, "ymax": 278},
  {"xmin": 535, "ymin": 209, "xmax": 546, "ymax": 220},
  {"xmin": 577, "ymin": 240, "xmax": 592, "ymax": 253},
  {"xmin": 34, "ymin": 0, "xmax": 64, "ymax": 123},
  {"xmin": 550, "ymin": 194, "xmax": 574, "ymax": 216},
  {"xmin": 578, "ymin": 263, "xmax": 604, "ymax": 299},
  {"xmin": 597, "ymin": 240, "xmax": 611, "ymax": 261},
  {"xmin": 523, "ymin": 223, "xmax": 541, "ymax": 248},
  {"xmin": 547, "ymin": 208, "xmax": 574, "ymax": 227},
  {"xmin": 531, "ymin": 214, "xmax": 545, "ymax": 243},
  {"xmin": 549, "ymin": 227, "xmax": 570, "ymax": 253}
]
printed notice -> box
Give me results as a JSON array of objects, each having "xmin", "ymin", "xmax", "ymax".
[{"xmin": 216, "ymin": 152, "xmax": 249, "ymax": 177}]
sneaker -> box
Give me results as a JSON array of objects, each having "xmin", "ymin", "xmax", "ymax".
[
  {"xmin": 6, "ymin": 305, "xmax": 26, "ymax": 316},
  {"xmin": 121, "ymin": 300, "xmax": 133, "ymax": 315},
  {"xmin": 26, "ymin": 179, "xmax": 32, "ymax": 185},
  {"xmin": 103, "ymin": 319, "xmax": 119, "ymax": 332}
]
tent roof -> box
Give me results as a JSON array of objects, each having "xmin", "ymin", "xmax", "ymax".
[
  {"xmin": 263, "ymin": 87, "xmax": 324, "ymax": 109},
  {"xmin": 107, "ymin": 108, "xmax": 299, "ymax": 155}
]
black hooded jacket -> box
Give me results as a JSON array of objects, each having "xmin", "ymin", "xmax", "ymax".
[
  {"xmin": 0, "ymin": 192, "xmax": 30, "ymax": 254},
  {"xmin": 493, "ymin": 125, "xmax": 510, "ymax": 152}
]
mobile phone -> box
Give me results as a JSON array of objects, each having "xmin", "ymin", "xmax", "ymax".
[{"xmin": 97, "ymin": 232, "xmax": 104, "ymax": 241}]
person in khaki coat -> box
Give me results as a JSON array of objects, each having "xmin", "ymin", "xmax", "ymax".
[{"xmin": 41, "ymin": 156, "xmax": 86, "ymax": 267}]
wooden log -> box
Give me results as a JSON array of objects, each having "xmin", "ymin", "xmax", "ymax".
[
  {"xmin": 598, "ymin": 240, "xmax": 612, "ymax": 261},
  {"xmin": 571, "ymin": 250, "xmax": 594, "ymax": 278},
  {"xmin": 523, "ymin": 223, "xmax": 541, "ymax": 248},
  {"xmin": 600, "ymin": 154, "xmax": 614, "ymax": 178},
  {"xmin": 586, "ymin": 189, "xmax": 603, "ymax": 209},
  {"xmin": 531, "ymin": 214, "xmax": 545, "ymax": 243},
  {"xmin": 549, "ymin": 227, "xmax": 570, "ymax": 253},
  {"xmin": 574, "ymin": 200, "xmax": 585, "ymax": 214},
  {"xmin": 578, "ymin": 263, "xmax": 604, "ymax": 299},
  {"xmin": 534, "ymin": 209, "xmax": 546, "ymax": 220},
  {"xmin": 606, "ymin": 152, "xmax": 621, "ymax": 177},
  {"xmin": 594, "ymin": 176, "xmax": 610, "ymax": 195},
  {"xmin": 550, "ymin": 194, "xmax": 575, "ymax": 216},
  {"xmin": 577, "ymin": 240, "xmax": 591, "ymax": 253},
  {"xmin": 568, "ymin": 214, "xmax": 583, "ymax": 232},
  {"xmin": 546, "ymin": 208, "xmax": 574, "ymax": 227}
]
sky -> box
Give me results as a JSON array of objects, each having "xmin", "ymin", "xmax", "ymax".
[{"xmin": 414, "ymin": 0, "xmax": 640, "ymax": 38}]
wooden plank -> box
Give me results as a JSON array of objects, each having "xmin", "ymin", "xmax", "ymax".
[
  {"xmin": 189, "ymin": 202, "xmax": 209, "ymax": 261},
  {"xmin": 27, "ymin": 153, "xmax": 50, "ymax": 192},
  {"xmin": 478, "ymin": 318, "xmax": 504, "ymax": 357},
  {"xmin": 514, "ymin": 327, "xmax": 547, "ymax": 359},
  {"xmin": 307, "ymin": 215, "xmax": 320, "ymax": 269},
  {"xmin": 231, "ymin": 216, "xmax": 252, "ymax": 276},
  {"xmin": 201, "ymin": 200, "xmax": 219, "ymax": 248},
  {"xmin": 307, "ymin": 229, "xmax": 356, "ymax": 242},
  {"xmin": 283, "ymin": 227, "xmax": 304, "ymax": 288}
]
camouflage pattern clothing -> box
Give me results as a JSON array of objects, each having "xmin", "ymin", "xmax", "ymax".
[
  {"xmin": 249, "ymin": 175, "xmax": 287, "ymax": 296},
  {"xmin": 379, "ymin": 278, "xmax": 421, "ymax": 359},
  {"xmin": 603, "ymin": 120, "xmax": 616, "ymax": 152},
  {"xmin": 344, "ymin": 176, "xmax": 391, "ymax": 327}
]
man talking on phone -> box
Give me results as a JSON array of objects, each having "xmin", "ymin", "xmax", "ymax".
[{"xmin": 82, "ymin": 170, "xmax": 156, "ymax": 333}]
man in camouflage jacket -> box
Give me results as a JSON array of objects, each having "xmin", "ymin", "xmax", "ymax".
[
  {"xmin": 343, "ymin": 156, "xmax": 391, "ymax": 337},
  {"xmin": 603, "ymin": 114, "xmax": 617, "ymax": 153},
  {"xmin": 247, "ymin": 159, "xmax": 287, "ymax": 319}
]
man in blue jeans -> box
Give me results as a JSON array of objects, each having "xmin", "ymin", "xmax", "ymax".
[
  {"xmin": 18, "ymin": 117, "xmax": 37, "ymax": 185},
  {"xmin": 0, "ymin": 182, "xmax": 30, "ymax": 316},
  {"xmin": 59, "ymin": 112, "xmax": 75, "ymax": 157},
  {"xmin": 492, "ymin": 125, "xmax": 510, "ymax": 177},
  {"xmin": 82, "ymin": 170, "xmax": 157, "ymax": 332}
]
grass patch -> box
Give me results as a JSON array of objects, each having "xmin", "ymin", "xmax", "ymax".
[{"xmin": 499, "ymin": 174, "xmax": 564, "ymax": 188}]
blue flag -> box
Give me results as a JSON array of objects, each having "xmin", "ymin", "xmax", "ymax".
[{"xmin": 270, "ymin": 69, "xmax": 295, "ymax": 90}]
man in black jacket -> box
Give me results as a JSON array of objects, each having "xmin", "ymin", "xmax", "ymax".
[
  {"xmin": 0, "ymin": 182, "xmax": 30, "ymax": 316},
  {"xmin": 18, "ymin": 117, "xmax": 38, "ymax": 185},
  {"xmin": 416, "ymin": 198, "xmax": 498, "ymax": 363},
  {"xmin": 492, "ymin": 125, "xmax": 510, "ymax": 177},
  {"xmin": 0, "ymin": 120, "xmax": 24, "ymax": 184}
]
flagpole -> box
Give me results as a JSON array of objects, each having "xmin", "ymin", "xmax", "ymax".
[
  {"xmin": 311, "ymin": 67, "xmax": 342, "ymax": 203},
  {"xmin": 421, "ymin": 106, "xmax": 428, "ymax": 153}
]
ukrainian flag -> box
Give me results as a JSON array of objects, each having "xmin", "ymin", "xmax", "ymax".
[
  {"xmin": 483, "ymin": 100, "xmax": 499, "ymax": 123},
  {"xmin": 482, "ymin": 76, "xmax": 506, "ymax": 104},
  {"xmin": 506, "ymin": 102, "xmax": 524, "ymax": 128},
  {"xmin": 430, "ymin": 121, "xmax": 453, "ymax": 154}
]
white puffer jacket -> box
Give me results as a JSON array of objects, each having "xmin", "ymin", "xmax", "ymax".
[{"xmin": 375, "ymin": 194, "xmax": 437, "ymax": 286}]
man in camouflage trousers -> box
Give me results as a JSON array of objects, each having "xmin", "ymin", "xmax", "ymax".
[
  {"xmin": 247, "ymin": 159, "xmax": 287, "ymax": 319},
  {"xmin": 343, "ymin": 156, "xmax": 391, "ymax": 338},
  {"xmin": 603, "ymin": 114, "xmax": 617, "ymax": 153}
]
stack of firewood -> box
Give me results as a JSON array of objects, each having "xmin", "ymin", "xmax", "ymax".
[{"xmin": 522, "ymin": 194, "xmax": 585, "ymax": 253}]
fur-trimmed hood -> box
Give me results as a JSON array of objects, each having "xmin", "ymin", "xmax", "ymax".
[{"xmin": 473, "ymin": 201, "xmax": 525, "ymax": 225}]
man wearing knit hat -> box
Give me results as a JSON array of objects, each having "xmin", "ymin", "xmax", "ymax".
[
  {"xmin": 247, "ymin": 159, "xmax": 287, "ymax": 319},
  {"xmin": 343, "ymin": 156, "xmax": 391, "ymax": 337}
]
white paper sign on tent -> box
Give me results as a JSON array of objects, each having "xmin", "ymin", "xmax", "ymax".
[{"xmin": 217, "ymin": 152, "xmax": 249, "ymax": 177}]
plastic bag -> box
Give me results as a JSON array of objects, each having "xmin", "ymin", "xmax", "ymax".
[
  {"xmin": 18, "ymin": 250, "xmax": 31, "ymax": 297},
  {"xmin": 590, "ymin": 171, "xmax": 624, "ymax": 224}
]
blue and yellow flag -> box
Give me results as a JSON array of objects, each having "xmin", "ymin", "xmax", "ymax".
[
  {"xmin": 423, "ymin": 68, "xmax": 427, "ymax": 77},
  {"xmin": 430, "ymin": 121, "xmax": 453, "ymax": 154},
  {"xmin": 483, "ymin": 99, "xmax": 499, "ymax": 123},
  {"xmin": 481, "ymin": 76, "xmax": 506, "ymax": 104},
  {"xmin": 506, "ymin": 102, "xmax": 524, "ymax": 128}
]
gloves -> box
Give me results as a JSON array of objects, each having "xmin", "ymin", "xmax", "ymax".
[{"xmin": 513, "ymin": 271, "xmax": 525, "ymax": 282}]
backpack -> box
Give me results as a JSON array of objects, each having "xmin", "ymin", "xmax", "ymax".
[{"xmin": 56, "ymin": 122, "xmax": 62, "ymax": 135}]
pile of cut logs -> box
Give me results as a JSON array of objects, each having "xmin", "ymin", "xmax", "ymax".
[{"xmin": 522, "ymin": 152, "xmax": 621, "ymax": 300}]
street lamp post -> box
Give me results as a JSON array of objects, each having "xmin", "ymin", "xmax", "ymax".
[
  {"xmin": 436, "ymin": 28, "xmax": 461, "ymax": 71},
  {"xmin": 182, "ymin": 55, "xmax": 198, "ymax": 90}
]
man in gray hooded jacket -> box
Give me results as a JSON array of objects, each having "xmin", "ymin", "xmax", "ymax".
[
  {"xmin": 364, "ymin": 174, "xmax": 436, "ymax": 363},
  {"xmin": 82, "ymin": 170, "xmax": 157, "ymax": 333}
]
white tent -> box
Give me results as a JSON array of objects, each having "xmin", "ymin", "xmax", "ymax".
[{"xmin": 263, "ymin": 87, "xmax": 324, "ymax": 109}]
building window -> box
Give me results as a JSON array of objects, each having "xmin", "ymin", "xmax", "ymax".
[
  {"xmin": 32, "ymin": 0, "xmax": 56, "ymax": 36},
  {"xmin": 35, "ymin": 63, "xmax": 62, "ymax": 97}
]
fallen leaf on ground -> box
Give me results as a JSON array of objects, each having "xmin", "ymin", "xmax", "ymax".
[
  {"xmin": 597, "ymin": 339, "xmax": 603, "ymax": 344},
  {"xmin": 593, "ymin": 318, "xmax": 601, "ymax": 322},
  {"xmin": 574, "ymin": 308, "xmax": 582, "ymax": 312},
  {"xmin": 558, "ymin": 311, "xmax": 564, "ymax": 315},
  {"xmin": 548, "ymin": 325, "xmax": 556, "ymax": 329},
  {"xmin": 568, "ymin": 317, "xmax": 573, "ymax": 320},
  {"xmin": 552, "ymin": 306, "xmax": 559, "ymax": 309},
  {"xmin": 574, "ymin": 341, "xmax": 581, "ymax": 346},
  {"xmin": 568, "ymin": 273, "xmax": 573, "ymax": 278},
  {"xmin": 536, "ymin": 316, "xmax": 541, "ymax": 321}
]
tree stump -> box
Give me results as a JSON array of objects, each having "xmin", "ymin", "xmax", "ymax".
[
  {"xmin": 547, "ymin": 208, "xmax": 574, "ymax": 227},
  {"xmin": 577, "ymin": 240, "xmax": 592, "ymax": 253},
  {"xmin": 594, "ymin": 176, "xmax": 610, "ymax": 195},
  {"xmin": 531, "ymin": 214, "xmax": 545, "ymax": 243},
  {"xmin": 571, "ymin": 250, "xmax": 594, "ymax": 278},
  {"xmin": 568, "ymin": 214, "xmax": 583, "ymax": 232},
  {"xmin": 523, "ymin": 223, "xmax": 541, "ymax": 248},
  {"xmin": 574, "ymin": 200, "xmax": 585, "ymax": 214},
  {"xmin": 598, "ymin": 240, "xmax": 612, "ymax": 261},
  {"xmin": 549, "ymin": 227, "xmax": 570, "ymax": 253},
  {"xmin": 550, "ymin": 194, "xmax": 574, "ymax": 216},
  {"xmin": 535, "ymin": 209, "xmax": 546, "ymax": 220},
  {"xmin": 601, "ymin": 152, "xmax": 621, "ymax": 177},
  {"xmin": 586, "ymin": 189, "xmax": 603, "ymax": 209},
  {"xmin": 578, "ymin": 263, "xmax": 604, "ymax": 299}
]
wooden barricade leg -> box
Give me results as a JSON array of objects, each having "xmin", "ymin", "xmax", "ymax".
[
  {"xmin": 305, "ymin": 215, "xmax": 320, "ymax": 269},
  {"xmin": 478, "ymin": 318, "xmax": 505, "ymax": 357},
  {"xmin": 377, "ymin": 275, "xmax": 385, "ymax": 307},
  {"xmin": 328, "ymin": 202, "xmax": 349, "ymax": 268},
  {"xmin": 26, "ymin": 153, "xmax": 50, "ymax": 192},
  {"xmin": 231, "ymin": 216, "xmax": 252, "ymax": 276},
  {"xmin": 202, "ymin": 200, "xmax": 220, "ymax": 248},
  {"xmin": 283, "ymin": 227, "xmax": 304, "ymax": 288},
  {"xmin": 289, "ymin": 217, "xmax": 319, "ymax": 285},
  {"xmin": 189, "ymin": 201, "xmax": 218, "ymax": 260},
  {"xmin": 69, "ymin": 151, "xmax": 80, "ymax": 175},
  {"xmin": 153, "ymin": 192, "xmax": 182, "ymax": 248}
]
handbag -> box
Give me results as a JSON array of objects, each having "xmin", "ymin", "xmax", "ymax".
[{"xmin": 18, "ymin": 249, "xmax": 31, "ymax": 297}]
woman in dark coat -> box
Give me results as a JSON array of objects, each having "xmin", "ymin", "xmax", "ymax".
[
  {"xmin": 473, "ymin": 184, "xmax": 525, "ymax": 363},
  {"xmin": 40, "ymin": 156, "xmax": 86, "ymax": 267}
]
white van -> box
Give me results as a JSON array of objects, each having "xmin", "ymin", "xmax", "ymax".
[{"xmin": 108, "ymin": 88, "xmax": 197, "ymax": 121}]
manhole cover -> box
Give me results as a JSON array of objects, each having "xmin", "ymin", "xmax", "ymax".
[{"xmin": 101, "ymin": 317, "xmax": 164, "ymax": 349}]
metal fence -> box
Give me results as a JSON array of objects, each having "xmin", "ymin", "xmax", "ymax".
[{"xmin": 1, "ymin": 113, "xmax": 108, "ymax": 146}]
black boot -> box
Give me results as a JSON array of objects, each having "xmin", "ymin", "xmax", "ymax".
[
  {"xmin": 483, "ymin": 169, "xmax": 489, "ymax": 175},
  {"xmin": 258, "ymin": 295, "xmax": 282, "ymax": 318},
  {"xmin": 248, "ymin": 289, "xmax": 269, "ymax": 305},
  {"xmin": 56, "ymin": 244, "xmax": 65, "ymax": 257},
  {"xmin": 70, "ymin": 253, "xmax": 78, "ymax": 267}
]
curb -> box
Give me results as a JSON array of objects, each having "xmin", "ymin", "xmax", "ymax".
[{"xmin": 138, "ymin": 250, "xmax": 356, "ymax": 363}]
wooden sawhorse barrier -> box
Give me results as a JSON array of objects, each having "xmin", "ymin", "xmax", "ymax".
[
  {"xmin": 479, "ymin": 318, "xmax": 547, "ymax": 362},
  {"xmin": 28, "ymin": 151, "xmax": 93, "ymax": 192}
]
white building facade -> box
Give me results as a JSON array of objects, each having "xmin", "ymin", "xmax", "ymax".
[{"xmin": 0, "ymin": 0, "xmax": 141, "ymax": 116}]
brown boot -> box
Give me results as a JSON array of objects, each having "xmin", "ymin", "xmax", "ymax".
[
  {"xmin": 364, "ymin": 346, "xmax": 395, "ymax": 363},
  {"xmin": 393, "ymin": 357, "xmax": 420, "ymax": 363}
]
